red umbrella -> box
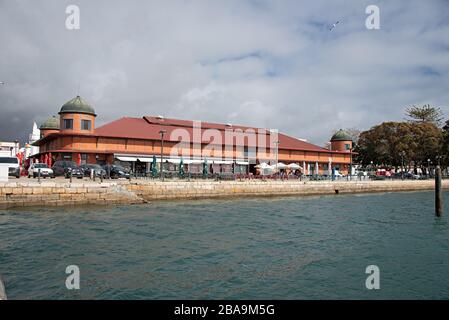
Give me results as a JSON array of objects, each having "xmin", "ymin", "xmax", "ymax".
[
  {"xmin": 77, "ymin": 153, "xmax": 81, "ymax": 166},
  {"xmin": 16, "ymin": 152, "xmax": 22, "ymax": 166},
  {"xmin": 48, "ymin": 153, "xmax": 52, "ymax": 167}
]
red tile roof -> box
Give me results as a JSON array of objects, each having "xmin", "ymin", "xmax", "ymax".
[{"xmin": 94, "ymin": 116, "xmax": 331, "ymax": 153}]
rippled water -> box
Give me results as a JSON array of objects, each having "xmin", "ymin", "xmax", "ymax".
[{"xmin": 1, "ymin": 191, "xmax": 448, "ymax": 299}]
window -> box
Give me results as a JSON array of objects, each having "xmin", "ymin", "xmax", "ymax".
[
  {"xmin": 81, "ymin": 119, "xmax": 91, "ymax": 131},
  {"xmin": 345, "ymin": 144, "xmax": 351, "ymax": 150},
  {"xmin": 63, "ymin": 119, "xmax": 73, "ymax": 129},
  {"xmin": 81, "ymin": 153, "xmax": 88, "ymax": 165}
]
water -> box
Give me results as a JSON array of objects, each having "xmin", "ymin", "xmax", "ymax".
[{"xmin": 0, "ymin": 191, "xmax": 448, "ymax": 299}]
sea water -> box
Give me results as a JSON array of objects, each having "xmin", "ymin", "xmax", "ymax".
[{"xmin": 0, "ymin": 191, "xmax": 448, "ymax": 299}]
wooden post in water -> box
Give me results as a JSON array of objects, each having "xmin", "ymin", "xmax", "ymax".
[
  {"xmin": 0, "ymin": 276, "xmax": 6, "ymax": 300},
  {"xmin": 435, "ymin": 165, "xmax": 443, "ymax": 217}
]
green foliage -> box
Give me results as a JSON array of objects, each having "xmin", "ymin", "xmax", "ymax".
[
  {"xmin": 355, "ymin": 121, "xmax": 442, "ymax": 167},
  {"xmin": 405, "ymin": 104, "xmax": 443, "ymax": 126}
]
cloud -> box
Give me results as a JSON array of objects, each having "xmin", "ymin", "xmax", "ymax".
[{"xmin": 0, "ymin": 0, "xmax": 448, "ymax": 147}]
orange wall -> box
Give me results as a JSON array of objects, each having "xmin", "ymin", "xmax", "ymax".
[
  {"xmin": 331, "ymin": 140, "xmax": 352, "ymax": 152},
  {"xmin": 60, "ymin": 113, "xmax": 96, "ymax": 134},
  {"xmin": 40, "ymin": 135, "xmax": 352, "ymax": 171}
]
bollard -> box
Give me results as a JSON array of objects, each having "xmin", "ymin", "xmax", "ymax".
[
  {"xmin": 90, "ymin": 169, "xmax": 94, "ymax": 180},
  {"xmin": 435, "ymin": 166, "xmax": 443, "ymax": 217},
  {"xmin": 70, "ymin": 171, "xmax": 73, "ymax": 183},
  {"xmin": 100, "ymin": 172, "xmax": 104, "ymax": 183},
  {"xmin": 38, "ymin": 168, "xmax": 41, "ymax": 183}
]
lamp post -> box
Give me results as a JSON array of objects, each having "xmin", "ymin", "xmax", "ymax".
[
  {"xmin": 14, "ymin": 140, "xmax": 19, "ymax": 157},
  {"xmin": 274, "ymin": 140, "xmax": 280, "ymax": 177},
  {"xmin": 427, "ymin": 158, "xmax": 431, "ymax": 177},
  {"xmin": 349, "ymin": 147, "xmax": 353, "ymax": 181},
  {"xmin": 159, "ymin": 130, "xmax": 167, "ymax": 181},
  {"xmin": 400, "ymin": 151, "xmax": 405, "ymax": 180}
]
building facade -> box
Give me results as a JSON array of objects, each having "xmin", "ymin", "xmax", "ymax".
[{"xmin": 32, "ymin": 96, "xmax": 354, "ymax": 175}]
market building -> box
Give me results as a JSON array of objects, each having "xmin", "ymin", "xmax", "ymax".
[{"xmin": 32, "ymin": 96, "xmax": 354, "ymax": 175}]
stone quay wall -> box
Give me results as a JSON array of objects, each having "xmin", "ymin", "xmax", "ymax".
[
  {"xmin": 125, "ymin": 179, "xmax": 449, "ymax": 201},
  {"xmin": 0, "ymin": 179, "xmax": 448, "ymax": 209},
  {"xmin": 0, "ymin": 181, "xmax": 145, "ymax": 209}
]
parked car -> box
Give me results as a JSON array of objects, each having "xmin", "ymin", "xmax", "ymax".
[
  {"xmin": 28, "ymin": 163, "xmax": 54, "ymax": 178},
  {"xmin": 52, "ymin": 160, "xmax": 84, "ymax": 179},
  {"xmin": 105, "ymin": 164, "xmax": 130, "ymax": 179},
  {"xmin": 404, "ymin": 172, "xmax": 421, "ymax": 180},
  {"xmin": 79, "ymin": 164, "xmax": 106, "ymax": 177},
  {"xmin": 0, "ymin": 156, "xmax": 20, "ymax": 178}
]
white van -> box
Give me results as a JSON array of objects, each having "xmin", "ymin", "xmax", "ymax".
[{"xmin": 0, "ymin": 156, "xmax": 20, "ymax": 178}]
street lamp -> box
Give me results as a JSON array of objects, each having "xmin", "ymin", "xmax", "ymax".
[
  {"xmin": 274, "ymin": 140, "xmax": 280, "ymax": 177},
  {"xmin": 14, "ymin": 140, "xmax": 19, "ymax": 157},
  {"xmin": 349, "ymin": 147, "xmax": 353, "ymax": 181},
  {"xmin": 427, "ymin": 158, "xmax": 431, "ymax": 177},
  {"xmin": 159, "ymin": 129, "xmax": 167, "ymax": 181},
  {"xmin": 400, "ymin": 151, "xmax": 405, "ymax": 180}
]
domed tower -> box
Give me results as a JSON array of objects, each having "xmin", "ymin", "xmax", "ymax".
[
  {"xmin": 59, "ymin": 95, "xmax": 96, "ymax": 133},
  {"xmin": 39, "ymin": 116, "xmax": 60, "ymax": 138},
  {"xmin": 330, "ymin": 129, "xmax": 353, "ymax": 152}
]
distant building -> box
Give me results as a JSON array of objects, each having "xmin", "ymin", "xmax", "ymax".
[
  {"xmin": 32, "ymin": 96, "xmax": 354, "ymax": 175},
  {"xmin": 24, "ymin": 122, "xmax": 40, "ymax": 158},
  {"xmin": 0, "ymin": 141, "xmax": 19, "ymax": 157}
]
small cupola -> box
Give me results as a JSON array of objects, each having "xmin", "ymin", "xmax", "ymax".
[
  {"xmin": 330, "ymin": 129, "xmax": 353, "ymax": 152},
  {"xmin": 59, "ymin": 95, "xmax": 96, "ymax": 133},
  {"xmin": 39, "ymin": 115, "xmax": 60, "ymax": 138}
]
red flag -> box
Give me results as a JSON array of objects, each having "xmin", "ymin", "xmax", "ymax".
[
  {"xmin": 48, "ymin": 153, "xmax": 52, "ymax": 167},
  {"xmin": 77, "ymin": 153, "xmax": 81, "ymax": 166}
]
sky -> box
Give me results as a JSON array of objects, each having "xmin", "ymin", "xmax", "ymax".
[{"xmin": 0, "ymin": 0, "xmax": 448, "ymax": 146}]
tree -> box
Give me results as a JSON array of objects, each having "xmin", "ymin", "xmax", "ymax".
[
  {"xmin": 405, "ymin": 104, "xmax": 443, "ymax": 126},
  {"xmin": 441, "ymin": 120, "xmax": 449, "ymax": 166},
  {"xmin": 355, "ymin": 121, "xmax": 442, "ymax": 170}
]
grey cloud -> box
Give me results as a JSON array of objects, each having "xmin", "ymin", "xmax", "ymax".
[{"xmin": 0, "ymin": 0, "xmax": 448, "ymax": 146}]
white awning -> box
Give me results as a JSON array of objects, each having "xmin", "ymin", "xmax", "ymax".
[
  {"xmin": 236, "ymin": 161, "xmax": 249, "ymax": 165},
  {"xmin": 137, "ymin": 157, "xmax": 154, "ymax": 163},
  {"xmin": 168, "ymin": 159, "xmax": 181, "ymax": 164},
  {"xmin": 212, "ymin": 160, "xmax": 234, "ymax": 165},
  {"xmin": 116, "ymin": 156, "xmax": 138, "ymax": 162},
  {"xmin": 184, "ymin": 159, "xmax": 203, "ymax": 164}
]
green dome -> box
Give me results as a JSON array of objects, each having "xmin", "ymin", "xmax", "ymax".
[
  {"xmin": 59, "ymin": 95, "xmax": 96, "ymax": 116},
  {"xmin": 331, "ymin": 129, "xmax": 353, "ymax": 141},
  {"xmin": 40, "ymin": 116, "xmax": 60, "ymax": 130}
]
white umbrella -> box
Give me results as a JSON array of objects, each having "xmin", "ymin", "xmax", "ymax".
[
  {"xmin": 288, "ymin": 163, "xmax": 302, "ymax": 170},
  {"xmin": 255, "ymin": 162, "xmax": 271, "ymax": 169},
  {"xmin": 276, "ymin": 162, "xmax": 288, "ymax": 169}
]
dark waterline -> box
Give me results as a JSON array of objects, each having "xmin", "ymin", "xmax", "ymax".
[{"xmin": 0, "ymin": 191, "xmax": 448, "ymax": 299}]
